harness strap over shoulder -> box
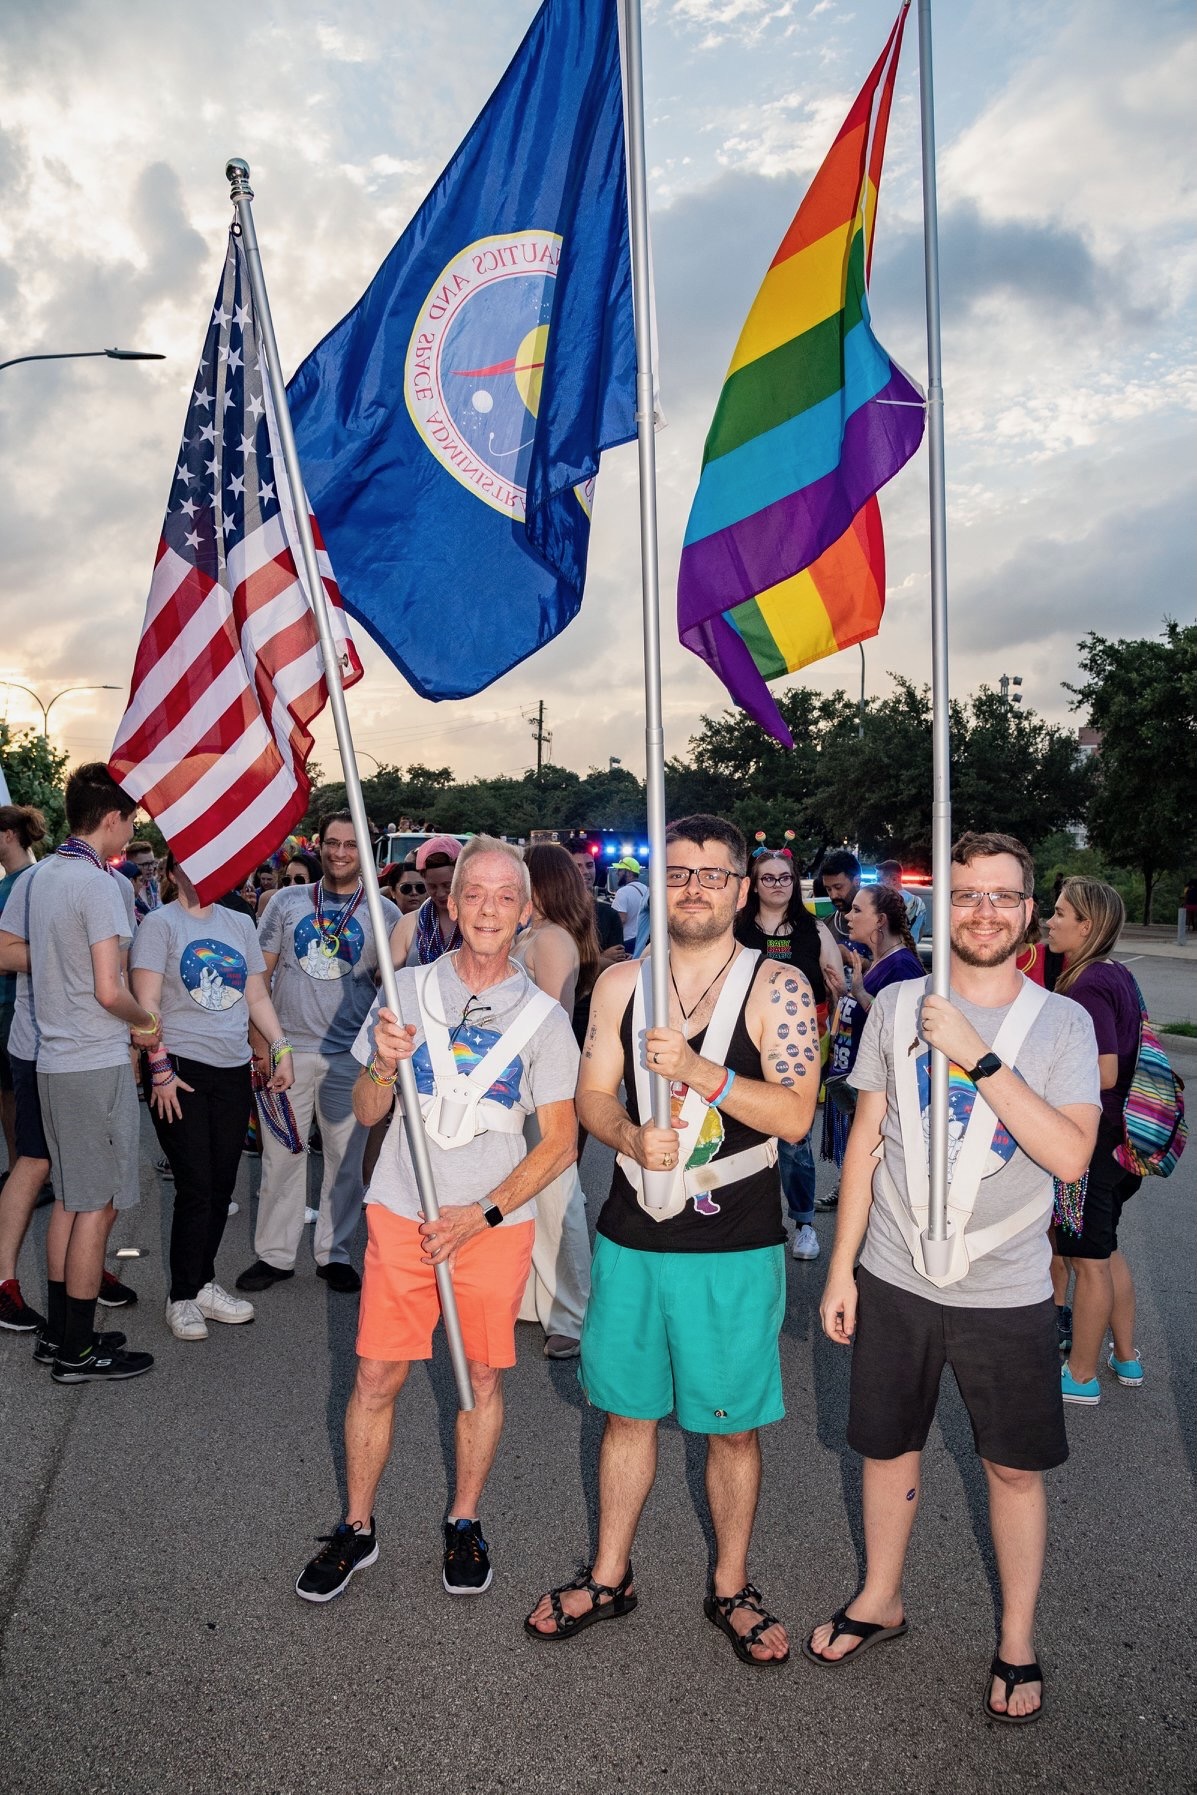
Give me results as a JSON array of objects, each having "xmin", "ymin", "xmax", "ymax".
[
  {"xmin": 883, "ymin": 974, "xmax": 1051, "ymax": 1288},
  {"xmin": 413, "ymin": 960, "xmax": 555, "ymax": 1150},
  {"xmin": 617, "ymin": 948, "xmax": 766, "ymax": 1220}
]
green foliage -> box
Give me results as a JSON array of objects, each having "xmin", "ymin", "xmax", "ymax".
[
  {"xmin": 0, "ymin": 722, "xmax": 69, "ymax": 843},
  {"xmin": 1069, "ymin": 622, "xmax": 1197, "ymax": 923}
]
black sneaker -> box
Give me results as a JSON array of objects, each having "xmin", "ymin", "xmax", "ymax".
[
  {"xmin": 235, "ymin": 1259, "xmax": 296, "ymax": 1292},
  {"xmin": 1056, "ymin": 1304, "xmax": 1073, "ymax": 1354},
  {"xmin": 814, "ymin": 1191, "xmax": 839, "ymax": 1212},
  {"xmin": 98, "ymin": 1271, "xmax": 138, "ymax": 1308},
  {"xmin": 34, "ymin": 1328, "xmax": 127, "ymax": 1366},
  {"xmin": 51, "ymin": 1341, "xmax": 154, "ymax": 1383},
  {"xmin": 295, "ymin": 1520, "xmax": 378, "ymax": 1603},
  {"xmin": 443, "ymin": 1518, "xmax": 492, "ymax": 1596},
  {"xmin": 316, "ymin": 1262, "xmax": 361, "ymax": 1294},
  {"xmin": 0, "ymin": 1279, "xmax": 46, "ymax": 1333}
]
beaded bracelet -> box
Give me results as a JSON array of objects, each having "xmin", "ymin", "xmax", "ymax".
[
  {"xmin": 270, "ymin": 1040, "xmax": 293, "ymax": 1066},
  {"xmin": 366, "ymin": 1054, "xmax": 398, "ymax": 1088}
]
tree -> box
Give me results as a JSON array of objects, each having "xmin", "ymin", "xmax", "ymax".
[
  {"xmin": 0, "ymin": 722, "xmax": 69, "ymax": 843},
  {"xmin": 1070, "ymin": 623, "xmax": 1197, "ymax": 922}
]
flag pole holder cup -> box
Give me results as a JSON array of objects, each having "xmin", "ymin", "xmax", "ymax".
[
  {"xmin": 920, "ymin": 1222, "xmax": 954, "ymax": 1279},
  {"xmin": 640, "ymin": 1168, "xmax": 676, "ymax": 1214}
]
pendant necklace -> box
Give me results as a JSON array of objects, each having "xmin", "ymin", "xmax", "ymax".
[
  {"xmin": 313, "ymin": 878, "xmax": 363, "ymax": 958},
  {"xmin": 671, "ymin": 944, "xmax": 738, "ymax": 1022}
]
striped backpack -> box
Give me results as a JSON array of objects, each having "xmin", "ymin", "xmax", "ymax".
[{"xmin": 1114, "ymin": 975, "xmax": 1187, "ymax": 1179}]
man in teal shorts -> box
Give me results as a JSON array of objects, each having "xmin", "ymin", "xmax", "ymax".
[{"xmin": 525, "ymin": 814, "xmax": 817, "ymax": 1665}]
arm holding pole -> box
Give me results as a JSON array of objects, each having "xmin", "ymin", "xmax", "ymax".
[{"xmin": 226, "ymin": 159, "xmax": 474, "ymax": 1412}]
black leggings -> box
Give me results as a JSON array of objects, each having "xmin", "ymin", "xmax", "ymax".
[{"xmin": 150, "ymin": 1057, "xmax": 252, "ymax": 1301}]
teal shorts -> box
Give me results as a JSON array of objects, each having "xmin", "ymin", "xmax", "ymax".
[{"xmin": 579, "ymin": 1235, "xmax": 786, "ymax": 1435}]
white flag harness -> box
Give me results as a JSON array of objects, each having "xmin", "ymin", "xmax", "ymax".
[
  {"xmin": 616, "ymin": 947, "xmax": 778, "ymax": 1222},
  {"xmin": 412, "ymin": 961, "xmax": 554, "ymax": 1152},
  {"xmin": 874, "ymin": 975, "xmax": 1050, "ymax": 1288}
]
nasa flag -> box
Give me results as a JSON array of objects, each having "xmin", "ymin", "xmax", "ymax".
[{"xmin": 288, "ymin": 0, "xmax": 637, "ymax": 701}]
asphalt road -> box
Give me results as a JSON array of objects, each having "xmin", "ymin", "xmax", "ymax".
[
  {"xmin": 1, "ymin": 1097, "xmax": 1193, "ymax": 1795},
  {"xmin": 1112, "ymin": 949, "xmax": 1195, "ymax": 1026}
]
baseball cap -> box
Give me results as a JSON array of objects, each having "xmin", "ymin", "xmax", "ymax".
[
  {"xmin": 415, "ymin": 834, "xmax": 462, "ymax": 871},
  {"xmin": 613, "ymin": 856, "xmax": 642, "ymax": 875}
]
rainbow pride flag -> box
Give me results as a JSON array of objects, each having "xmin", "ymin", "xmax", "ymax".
[{"xmin": 677, "ymin": 6, "xmax": 924, "ymax": 746}]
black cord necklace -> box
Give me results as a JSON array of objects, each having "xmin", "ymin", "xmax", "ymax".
[{"xmin": 671, "ymin": 944, "xmax": 738, "ymax": 1022}]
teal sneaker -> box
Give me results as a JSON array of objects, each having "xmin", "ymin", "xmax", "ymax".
[
  {"xmin": 1107, "ymin": 1349, "xmax": 1144, "ymax": 1388},
  {"xmin": 1061, "ymin": 1363, "xmax": 1100, "ymax": 1405}
]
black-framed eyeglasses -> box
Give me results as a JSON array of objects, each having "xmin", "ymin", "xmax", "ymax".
[
  {"xmin": 450, "ymin": 996, "xmax": 493, "ymax": 1044},
  {"xmin": 283, "ymin": 873, "xmax": 310, "ymax": 884},
  {"xmin": 398, "ymin": 881, "xmax": 425, "ymax": 896},
  {"xmin": 758, "ymin": 872, "xmax": 793, "ymax": 887},
  {"xmin": 664, "ymin": 865, "xmax": 739, "ymax": 890}
]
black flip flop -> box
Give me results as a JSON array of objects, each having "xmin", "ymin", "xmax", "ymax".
[
  {"xmin": 703, "ymin": 1581, "xmax": 790, "ymax": 1668},
  {"xmin": 801, "ymin": 1604, "xmax": 909, "ymax": 1667},
  {"xmin": 984, "ymin": 1655, "xmax": 1044, "ymax": 1725},
  {"xmin": 524, "ymin": 1562, "xmax": 636, "ymax": 1642}
]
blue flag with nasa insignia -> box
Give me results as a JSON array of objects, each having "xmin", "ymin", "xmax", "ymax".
[{"xmin": 287, "ymin": 0, "xmax": 636, "ymax": 701}]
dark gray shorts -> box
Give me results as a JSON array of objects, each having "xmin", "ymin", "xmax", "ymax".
[
  {"xmin": 847, "ymin": 1265, "xmax": 1067, "ymax": 1472},
  {"xmin": 37, "ymin": 1064, "xmax": 140, "ymax": 1212}
]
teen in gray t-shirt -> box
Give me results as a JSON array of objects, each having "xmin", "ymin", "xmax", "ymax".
[
  {"xmin": 850, "ymin": 979, "xmax": 1100, "ymax": 1307},
  {"xmin": 352, "ymin": 955, "xmax": 579, "ymax": 1228},
  {"xmin": 2, "ymin": 858, "xmax": 133, "ymax": 1074},
  {"xmin": 260, "ymin": 884, "xmax": 400, "ymax": 1054},
  {"xmin": 130, "ymin": 904, "xmax": 266, "ymax": 1068}
]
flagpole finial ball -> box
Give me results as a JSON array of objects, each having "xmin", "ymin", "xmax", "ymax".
[{"xmin": 226, "ymin": 159, "xmax": 253, "ymax": 199}]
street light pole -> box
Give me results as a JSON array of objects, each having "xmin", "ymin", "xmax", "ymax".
[
  {"xmin": 2, "ymin": 682, "xmax": 121, "ymax": 737},
  {"xmin": 0, "ymin": 348, "xmax": 165, "ymax": 374}
]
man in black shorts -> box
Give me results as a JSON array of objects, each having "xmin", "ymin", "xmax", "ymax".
[{"xmin": 808, "ymin": 832, "xmax": 1100, "ymax": 1723}]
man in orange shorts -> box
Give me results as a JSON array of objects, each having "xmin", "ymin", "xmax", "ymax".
[{"xmin": 295, "ymin": 837, "xmax": 579, "ymax": 1604}]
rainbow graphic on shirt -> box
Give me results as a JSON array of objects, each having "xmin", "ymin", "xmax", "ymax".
[
  {"xmin": 916, "ymin": 1057, "xmax": 1018, "ymax": 1180},
  {"xmin": 412, "ymin": 1023, "xmax": 523, "ymax": 1110}
]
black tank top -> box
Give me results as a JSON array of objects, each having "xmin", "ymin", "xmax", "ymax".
[
  {"xmin": 734, "ymin": 909, "xmax": 826, "ymax": 1007},
  {"xmin": 596, "ymin": 962, "xmax": 785, "ymax": 1254}
]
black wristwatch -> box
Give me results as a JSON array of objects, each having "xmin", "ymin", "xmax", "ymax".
[
  {"xmin": 478, "ymin": 1196, "xmax": 504, "ymax": 1228},
  {"xmin": 967, "ymin": 1052, "xmax": 1003, "ymax": 1084}
]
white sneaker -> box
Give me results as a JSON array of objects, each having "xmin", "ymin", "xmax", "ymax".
[
  {"xmin": 304, "ymin": 1206, "xmax": 319, "ymax": 1226},
  {"xmin": 226, "ymin": 1200, "xmax": 239, "ymax": 1216},
  {"xmin": 165, "ymin": 1298, "xmax": 208, "ymax": 1341},
  {"xmin": 791, "ymin": 1224, "xmax": 820, "ymax": 1261},
  {"xmin": 195, "ymin": 1280, "xmax": 255, "ymax": 1325}
]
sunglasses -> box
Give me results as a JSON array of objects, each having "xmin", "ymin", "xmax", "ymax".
[
  {"xmin": 397, "ymin": 881, "xmax": 426, "ymax": 895},
  {"xmin": 283, "ymin": 873, "xmax": 310, "ymax": 884}
]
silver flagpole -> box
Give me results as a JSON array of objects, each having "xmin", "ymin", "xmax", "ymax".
[
  {"xmin": 915, "ymin": 5, "xmax": 953, "ymax": 1269},
  {"xmin": 620, "ymin": 2, "xmax": 673, "ymax": 1163},
  {"xmin": 226, "ymin": 160, "xmax": 475, "ymax": 1410}
]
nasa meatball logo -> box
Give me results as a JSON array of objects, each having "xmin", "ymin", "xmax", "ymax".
[{"xmin": 405, "ymin": 230, "xmax": 594, "ymax": 521}]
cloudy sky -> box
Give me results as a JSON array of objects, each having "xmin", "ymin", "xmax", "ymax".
[{"xmin": 1, "ymin": 0, "xmax": 1192, "ymax": 793}]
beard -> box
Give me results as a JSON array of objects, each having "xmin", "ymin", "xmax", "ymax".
[
  {"xmin": 951, "ymin": 922, "xmax": 1022, "ymax": 967},
  {"xmin": 668, "ymin": 900, "xmax": 735, "ymax": 947}
]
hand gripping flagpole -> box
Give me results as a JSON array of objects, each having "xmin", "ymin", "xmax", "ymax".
[
  {"xmin": 619, "ymin": 2, "xmax": 674, "ymax": 1199},
  {"xmin": 225, "ymin": 160, "xmax": 475, "ymax": 1411},
  {"xmin": 915, "ymin": 4, "xmax": 953, "ymax": 1273}
]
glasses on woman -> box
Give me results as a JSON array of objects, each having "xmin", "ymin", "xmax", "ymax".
[
  {"xmin": 758, "ymin": 872, "xmax": 793, "ymax": 887},
  {"xmin": 283, "ymin": 873, "xmax": 310, "ymax": 885},
  {"xmin": 951, "ymin": 888, "xmax": 1028, "ymax": 909},
  {"xmin": 397, "ymin": 881, "xmax": 426, "ymax": 896},
  {"xmin": 664, "ymin": 866, "xmax": 738, "ymax": 889}
]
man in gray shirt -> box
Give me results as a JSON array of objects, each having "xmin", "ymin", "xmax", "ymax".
[
  {"xmin": 236, "ymin": 812, "xmax": 399, "ymax": 1296},
  {"xmin": 805, "ymin": 832, "xmax": 1100, "ymax": 1726},
  {"xmin": 0, "ymin": 765, "xmax": 160, "ymax": 1382}
]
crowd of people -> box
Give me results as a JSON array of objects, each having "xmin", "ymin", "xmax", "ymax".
[{"xmin": 0, "ymin": 774, "xmax": 1177, "ymax": 1723}]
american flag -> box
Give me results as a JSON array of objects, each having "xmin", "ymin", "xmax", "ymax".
[{"xmin": 109, "ymin": 230, "xmax": 362, "ymax": 904}]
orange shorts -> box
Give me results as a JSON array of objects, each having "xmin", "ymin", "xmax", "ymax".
[{"xmin": 357, "ymin": 1204, "xmax": 535, "ymax": 1370}]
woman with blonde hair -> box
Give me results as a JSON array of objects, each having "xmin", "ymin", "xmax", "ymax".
[
  {"xmin": 511, "ymin": 844, "xmax": 596, "ymax": 1359},
  {"xmin": 1046, "ymin": 877, "xmax": 1143, "ymax": 1404}
]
